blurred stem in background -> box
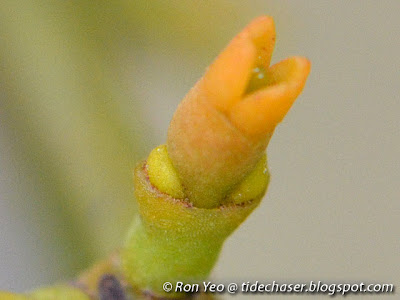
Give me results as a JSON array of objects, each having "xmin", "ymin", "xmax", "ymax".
[{"xmin": 0, "ymin": 0, "xmax": 283, "ymax": 289}]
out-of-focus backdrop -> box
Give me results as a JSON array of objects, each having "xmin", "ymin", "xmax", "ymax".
[{"xmin": 1, "ymin": 1, "xmax": 399, "ymax": 299}]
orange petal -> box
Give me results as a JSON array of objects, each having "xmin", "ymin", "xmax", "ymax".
[
  {"xmin": 202, "ymin": 16, "xmax": 276, "ymax": 112},
  {"xmin": 245, "ymin": 16, "xmax": 276, "ymax": 67},
  {"xmin": 230, "ymin": 57, "xmax": 311, "ymax": 137}
]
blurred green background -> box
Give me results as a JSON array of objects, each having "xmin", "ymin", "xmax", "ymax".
[{"xmin": 1, "ymin": 1, "xmax": 399, "ymax": 299}]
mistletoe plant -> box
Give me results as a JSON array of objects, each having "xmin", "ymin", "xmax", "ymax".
[{"xmin": 1, "ymin": 16, "xmax": 310, "ymax": 299}]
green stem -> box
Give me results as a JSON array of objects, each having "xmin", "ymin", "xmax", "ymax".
[{"xmin": 121, "ymin": 160, "xmax": 266, "ymax": 297}]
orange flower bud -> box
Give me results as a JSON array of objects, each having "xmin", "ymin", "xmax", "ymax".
[{"xmin": 167, "ymin": 16, "xmax": 310, "ymax": 208}]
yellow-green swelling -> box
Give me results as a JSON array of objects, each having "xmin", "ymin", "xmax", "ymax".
[
  {"xmin": 121, "ymin": 149, "xmax": 269, "ymax": 298},
  {"xmin": 228, "ymin": 155, "xmax": 269, "ymax": 204},
  {"xmin": 147, "ymin": 145, "xmax": 185, "ymax": 199},
  {"xmin": 148, "ymin": 145, "xmax": 269, "ymax": 206}
]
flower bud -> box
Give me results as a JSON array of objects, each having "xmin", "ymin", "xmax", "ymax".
[{"xmin": 167, "ymin": 16, "xmax": 310, "ymax": 208}]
